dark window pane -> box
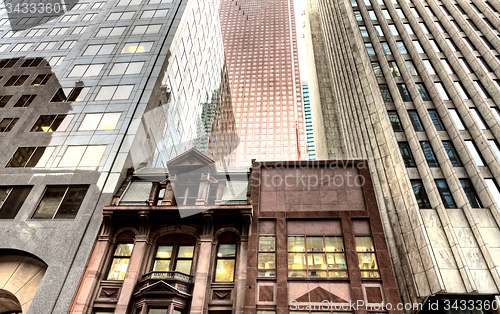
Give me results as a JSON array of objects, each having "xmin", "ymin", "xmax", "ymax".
[
  {"xmin": 435, "ymin": 179, "xmax": 457, "ymax": 208},
  {"xmin": 0, "ymin": 95, "xmax": 13, "ymax": 108},
  {"xmin": 397, "ymin": 84, "xmax": 412, "ymax": 101},
  {"xmin": 388, "ymin": 111, "xmax": 403, "ymax": 132},
  {"xmin": 4, "ymin": 76, "xmax": 19, "ymax": 86},
  {"xmin": 379, "ymin": 84, "xmax": 393, "ymax": 102},
  {"xmin": 4, "ymin": 118, "xmax": 18, "ymax": 132},
  {"xmin": 67, "ymin": 87, "xmax": 84, "ymax": 102},
  {"xmin": 428, "ymin": 110, "xmax": 444, "ymax": 131},
  {"xmin": 51, "ymin": 89, "xmax": 67, "ymax": 102},
  {"xmin": 421, "ymin": 142, "xmax": 439, "ymax": 167},
  {"xmin": 0, "ymin": 187, "xmax": 32, "ymax": 219},
  {"xmin": 416, "ymin": 83, "xmax": 430, "ymax": 101},
  {"xmin": 0, "ymin": 118, "xmax": 13, "ymax": 132},
  {"xmin": 411, "ymin": 180, "xmax": 431, "ymax": 209},
  {"xmin": 7, "ymin": 147, "xmax": 36, "ymax": 167},
  {"xmin": 0, "ymin": 59, "xmax": 19, "ymax": 68},
  {"xmin": 32, "ymin": 187, "xmax": 67, "ymax": 219},
  {"xmin": 372, "ymin": 62, "xmax": 383, "ymax": 77},
  {"xmin": 399, "ymin": 142, "xmax": 416, "ymax": 167},
  {"xmin": 14, "ymin": 95, "xmax": 36, "ymax": 107},
  {"xmin": 408, "ymin": 110, "xmax": 424, "ymax": 131},
  {"xmin": 25, "ymin": 147, "xmax": 50, "ymax": 167},
  {"xmin": 31, "ymin": 74, "xmax": 52, "ymax": 86},
  {"xmin": 442, "ymin": 141, "xmax": 463, "ymax": 167},
  {"xmin": 54, "ymin": 186, "xmax": 88, "ymax": 219},
  {"xmin": 31, "ymin": 115, "xmax": 57, "ymax": 132},
  {"xmin": 460, "ymin": 179, "xmax": 482, "ymax": 208}
]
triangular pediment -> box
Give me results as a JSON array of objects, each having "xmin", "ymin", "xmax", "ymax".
[
  {"xmin": 295, "ymin": 287, "xmax": 348, "ymax": 303},
  {"xmin": 139, "ymin": 280, "xmax": 179, "ymax": 294},
  {"xmin": 167, "ymin": 149, "xmax": 215, "ymax": 173}
]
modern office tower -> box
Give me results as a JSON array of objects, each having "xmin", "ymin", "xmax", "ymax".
[
  {"xmin": 0, "ymin": 0, "xmax": 235, "ymax": 312},
  {"xmin": 306, "ymin": 0, "xmax": 500, "ymax": 308},
  {"xmin": 219, "ymin": 0, "xmax": 309, "ymax": 165},
  {"xmin": 302, "ymin": 83, "xmax": 316, "ymax": 160}
]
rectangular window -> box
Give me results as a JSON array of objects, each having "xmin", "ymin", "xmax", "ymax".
[
  {"xmin": 36, "ymin": 42, "xmax": 57, "ymax": 51},
  {"xmin": 359, "ymin": 26, "xmax": 369, "ymax": 37},
  {"xmin": 4, "ymin": 75, "xmax": 29, "ymax": 87},
  {"xmin": 397, "ymin": 83, "xmax": 412, "ymax": 102},
  {"xmin": 396, "ymin": 41, "xmax": 408, "ymax": 54},
  {"xmin": 288, "ymin": 235, "xmax": 347, "ymax": 278},
  {"xmin": 68, "ymin": 64, "xmax": 104, "ymax": 77},
  {"xmin": 374, "ymin": 25, "xmax": 384, "ymax": 36},
  {"xmin": 460, "ymin": 179, "xmax": 482, "ymax": 208},
  {"xmin": 454, "ymin": 82, "xmax": 471, "ymax": 99},
  {"xmin": 404, "ymin": 23, "xmax": 414, "ymax": 34},
  {"xmin": 60, "ymin": 40, "xmax": 76, "ymax": 50},
  {"xmin": 95, "ymin": 85, "xmax": 134, "ymax": 100},
  {"xmin": 116, "ymin": 0, "xmax": 142, "ymax": 6},
  {"xmin": 388, "ymin": 61, "xmax": 401, "ymax": 77},
  {"xmin": 429, "ymin": 39, "xmax": 441, "ymax": 53},
  {"xmin": 465, "ymin": 140, "xmax": 485, "ymax": 166},
  {"xmin": 379, "ymin": 84, "xmax": 393, "ymax": 102},
  {"xmin": 0, "ymin": 118, "xmax": 19, "ymax": 132},
  {"xmin": 0, "ymin": 186, "xmax": 32, "ymax": 219},
  {"xmin": 258, "ymin": 236, "xmax": 275, "ymax": 277},
  {"xmin": 421, "ymin": 141, "xmax": 439, "ymax": 167},
  {"xmin": 381, "ymin": 9, "xmax": 391, "ymax": 19},
  {"xmin": 14, "ymin": 95, "xmax": 37, "ymax": 107},
  {"xmin": 467, "ymin": 19, "xmax": 479, "ymax": 31},
  {"xmin": 435, "ymin": 179, "xmax": 457, "ymax": 208},
  {"xmin": 71, "ymin": 26, "xmax": 88, "ymax": 35},
  {"xmin": 413, "ymin": 40, "xmax": 424, "ymax": 53},
  {"xmin": 388, "ymin": 111, "xmax": 403, "ymax": 132},
  {"xmin": 215, "ymin": 244, "xmax": 237, "ymax": 282},
  {"xmin": 6, "ymin": 147, "xmax": 55, "ymax": 168},
  {"xmin": 419, "ymin": 22, "xmax": 430, "ymax": 34},
  {"xmin": 441, "ymin": 59, "xmax": 454, "ymax": 74},
  {"xmin": 372, "ymin": 62, "xmax": 383, "ymax": 77},
  {"xmin": 48, "ymin": 27, "xmax": 69, "ymax": 36},
  {"xmin": 30, "ymin": 115, "xmax": 73, "ymax": 132},
  {"xmin": 411, "ymin": 179, "xmax": 431, "ymax": 208},
  {"xmin": 442, "ymin": 141, "xmax": 463, "ymax": 166},
  {"xmin": 458, "ymin": 58, "xmax": 472, "ymax": 73},
  {"xmin": 120, "ymin": 42, "xmax": 154, "ymax": 54},
  {"xmin": 485, "ymin": 179, "xmax": 500, "ymax": 206},
  {"xmin": 58, "ymin": 145, "xmax": 107, "ymax": 167},
  {"xmin": 405, "ymin": 60, "xmax": 418, "ymax": 75},
  {"xmin": 490, "ymin": 140, "xmax": 500, "ymax": 159},
  {"xmin": 31, "ymin": 74, "xmax": 52, "ymax": 86},
  {"xmin": 354, "ymin": 10, "xmax": 363, "ymax": 21},
  {"xmin": 464, "ymin": 38, "xmax": 477, "ymax": 51},
  {"xmin": 107, "ymin": 244, "xmax": 134, "ymax": 280},
  {"xmin": 408, "ymin": 110, "xmax": 424, "ymax": 131},
  {"xmin": 436, "ymin": 82, "xmax": 450, "ymax": 100},
  {"xmin": 32, "ymin": 185, "xmax": 89, "ymax": 219},
  {"xmin": 446, "ymin": 38, "xmax": 458, "ymax": 51},
  {"xmin": 82, "ymin": 13, "xmax": 97, "ymax": 21},
  {"xmin": 83, "ymin": 44, "xmax": 115, "ymax": 56},
  {"xmin": 0, "ymin": 95, "xmax": 13, "ymax": 108},
  {"xmin": 140, "ymin": 9, "xmax": 169, "ymax": 19},
  {"xmin": 381, "ymin": 42, "xmax": 392, "ymax": 55},
  {"xmin": 448, "ymin": 109, "xmax": 466, "ymax": 130},
  {"xmin": 109, "ymin": 62, "xmax": 145, "ymax": 75},
  {"xmin": 21, "ymin": 58, "xmax": 43, "ymax": 67},
  {"xmin": 399, "ymin": 142, "xmax": 416, "ymax": 167},
  {"xmin": 428, "ymin": 110, "xmax": 444, "ymax": 131},
  {"xmin": 0, "ymin": 58, "xmax": 19, "ymax": 68},
  {"xmin": 365, "ymin": 43, "xmax": 375, "ymax": 56},
  {"xmin": 473, "ymin": 81, "xmax": 491, "ymax": 99},
  {"xmin": 422, "ymin": 60, "xmax": 436, "ymax": 75},
  {"xmin": 416, "ymin": 83, "xmax": 430, "ymax": 101},
  {"xmin": 356, "ymin": 237, "xmax": 379, "ymax": 278},
  {"xmin": 79, "ymin": 113, "xmax": 121, "ymax": 131},
  {"xmin": 96, "ymin": 27, "xmax": 127, "ymax": 37},
  {"xmin": 51, "ymin": 87, "xmax": 90, "ymax": 102},
  {"xmin": 388, "ymin": 24, "xmax": 399, "ymax": 36},
  {"xmin": 451, "ymin": 20, "xmax": 464, "ymax": 32},
  {"xmin": 469, "ymin": 108, "xmax": 487, "ymax": 129},
  {"xmin": 107, "ymin": 11, "xmax": 135, "ymax": 20}
]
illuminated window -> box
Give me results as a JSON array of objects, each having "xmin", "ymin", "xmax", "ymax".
[
  {"xmin": 68, "ymin": 64, "xmax": 104, "ymax": 77},
  {"xmin": 109, "ymin": 62, "xmax": 145, "ymax": 75},
  {"xmin": 6, "ymin": 147, "xmax": 55, "ymax": 168},
  {"xmin": 215, "ymin": 234, "xmax": 237, "ymax": 282},
  {"xmin": 32, "ymin": 185, "xmax": 89, "ymax": 219},
  {"xmin": 58, "ymin": 145, "xmax": 107, "ymax": 167},
  {"xmin": 83, "ymin": 44, "xmax": 115, "ymax": 56},
  {"xmin": 79, "ymin": 113, "xmax": 121, "ymax": 131},
  {"xmin": 95, "ymin": 85, "xmax": 134, "ymax": 100},
  {"xmin": 287, "ymin": 235, "xmax": 347, "ymax": 278},
  {"xmin": 153, "ymin": 237, "xmax": 195, "ymax": 275},
  {"xmin": 30, "ymin": 115, "xmax": 73, "ymax": 132},
  {"xmin": 107, "ymin": 243, "xmax": 134, "ymax": 280},
  {"xmin": 120, "ymin": 42, "xmax": 154, "ymax": 54},
  {"xmin": 355, "ymin": 236, "xmax": 379, "ymax": 277},
  {"xmin": 258, "ymin": 236, "xmax": 275, "ymax": 277}
]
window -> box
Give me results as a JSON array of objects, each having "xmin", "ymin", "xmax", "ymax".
[
  {"xmin": 288, "ymin": 235, "xmax": 347, "ymax": 278},
  {"xmin": 436, "ymin": 22, "xmax": 446, "ymax": 33},
  {"xmin": 381, "ymin": 42, "xmax": 392, "ymax": 55},
  {"xmin": 60, "ymin": 41, "xmax": 77, "ymax": 50},
  {"xmin": 442, "ymin": 141, "xmax": 463, "ymax": 166},
  {"xmin": 51, "ymin": 87, "xmax": 90, "ymax": 102},
  {"xmin": 429, "ymin": 39, "xmax": 441, "ymax": 53},
  {"xmin": 48, "ymin": 27, "xmax": 69, "ymax": 36},
  {"xmin": 17, "ymin": 17, "xmax": 38, "ymax": 25},
  {"xmin": 4, "ymin": 75, "xmax": 29, "ymax": 87},
  {"xmin": 413, "ymin": 40, "xmax": 424, "ymax": 53},
  {"xmin": 31, "ymin": 74, "xmax": 52, "ymax": 86},
  {"xmin": 82, "ymin": 13, "xmax": 97, "ymax": 21},
  {"xmin": 354, "ymin": 10, "xmax": 363, "ymax": 21},
  {"xmin": 448, "ymin": 109, "xmax": 466, "ymax": 130},
  {"xmin": 48, "ymin": 56, "xmax": 64, "ymax": 67},
  {"xmin": 39, "ymin": 16, "xmax": 57, "ymax": 24},
  {"xmin": 107, "ymin": 11, "xmax": 135, "ymax": 20},
  {"xmin": 374, "ymin": 25, "xmax": 384, "ymax": 36},
  {"xmin": 399, "ymin": 142, "xmax": 416, "ymax": 167},
  {"xmin": 359, "ymin": 26, "xmax": 369, "ymax": 37},
  {"xmin": 71, "ymin": 26, "xmax": 88, "ymax": 35},
  {"xmin": 14, "ymin": 95, "xmax": 37, "ymax": 107},
  {"xmin": 78, "ymin": 113, "xmax": 121, "ymax": 131},
  {"xmin": 404, "ymin": 23, "xmax": 414, "ymax": 34},
  {"xmin": 356, "ymin": 237, "xmax": 379, "ymax": 278},
  {"xmin": 68, "ymin": 64, "xmax": 104, "ymax": 77},
  {"xmin": 428, "ymin": 110, "xmax": 444, "ymax": 131},
  {"xmin": 379, "ymin": 84, "xmax": 393, "ymax": 102},
  {"xmin": 215, "ymin": 236, "xmax": 237, "ymax": 282},
  {"xmin": 435, "ymin": 179, "xmax": 457, "ymax": 208},
  {"xmin": 441, "ymin": 59, "xmax": 454, "ymax": 74},
  {"xmin": 478, "ymin": 57, "xmax": 493, "ymax": 72},
  {"xmin": 411, "ymin": 179, "xmax": 431, "ymax": 208},
  {"xmin": 0, "ymin": 59, "xmax": 19, "ymax": 68},
  {"xmin": 368, "ymin": 10, "xmax": 377, "ymax": 20},
  {"xmin": 435, "ymin": 82, "xmax": 450, "ymax": 100},
  {"xmin": 460, "ymin": 179, "xmax": 482, "ymax": 208},
  {"xmin": 397, "ymin": 83, "xmax": 412, "ymax": 102},
  {"xmin": 26, "ymin": 29, "xmax": 46, "ymax": 37},
  {"xmin": 140, "ymin": 9, "xmax": 169, "ymax": 19},
  {"xmin": 69, "ymin": 3, "xmax": 89, "ymax": 10},
  {"xmin": 258, "ymin": 236, "xmax": 275, "ymax": 277},
  {"xmin": 21, "ymin": 58, "xmax": 43, "ymax": 67},
  {"xmin": 153, "ymin": 237, "xmax": 195, "ymax": 275},
  {"xmin": 469, "ymin": 108, "xmax": 487, "ymax": 129},
  {"xmin": 419, "ymin": 22, "xmax": 430, "ymax": 34},
  {"xmin": 116, "ymin": 0, "xmax": 142, "ymax": 6},
  {"xmin": 31, "ymin": 115, "xmax": 73, "ymax": 132},
  {"xmin": 0, "ymin": 95, "xmax": 13, "ymax": 108},
  {"xmin": 490, "ymin": 140, "xmax": 500, "ymax": 159},
  {"xmin": 473, "ymin": 81, "xmax": 491, "ymax": 99},
  {"xmin": 405, "ymin": 60, "xmax": 418, "ymax": 75},
  {"xmin": 408, "ymin": 110, "xmax": 424, "ymax": 131},
  {"xmin": 83, "ymin": 44, "xmax": 115, "ymax": 55},
  {"xmin": 485, "ymin": 179, "xmax": 500, "ymax": 206},
  {"xmin": 0, "ymin": 118, "xmax": 18, "ymax": 132},
  {"xmin": 388, "ymin": 111, "xmax": 403, "ymax": 131},
  {"xmin": 132, "ymin": 24, "xmax": 162, "ymax": 35},
  {"xmin": 95, "ymin": 85, "xmax": 134, "ymax": 100},
  {"xmin": 107, "ymin": 243, "xmax": 134, "ymax": 280},
  {"xmin": 0, "ymin": 186, "xmax": 32, "ymax": 219},
  {"xmin": 451, "ymin": 20, "xmax": 464, "ymax": 33},
  {"xmin": 371, "ymin": 62, "xmax": 383, "ymax": 77},
  {"xmin": 6, "ymin": 147, "xmax": 55, "ymax": 168},
  {"xmin": 3, "ymin": 31, "xmax": 22, "ymax": 38},
  {"xmin": 396, "ymin": 41, "xmax": 407, "ymax": 54},
  {"xmin": 388, "ymin": 24, "xmax": 399, "ymax": 36},
  {"xmin": 120, "ymin": 42, "xmax": 154, "ymax": 54},
  {"xmin": 36, "ymin": 42, "xmax": 58, "ymax": 51},
  {"xmin": 421, "ymin": 141, "xmax": 439, "ymax": 167},
  {"xmin": 365, "ymin": 43, "xmax": 375, "ymax": 56},
  {"xmin": 458, "ymin": 58, "xmax": 472, "ymax": 73},
  {"xmin": 415, "ymin": 83, "xmax": 430, "ymax": 101},
  {"xmin": 388, "ymin": 61, "xmax": 401, "ymax": 77},
  {"xmin": 454, "ymin": 82, "xmax": 471, "ymax": 99},
  {"xmin": 465, "ymin": 140, "xmax": 485, "ymax": 166},
  {"xmin": 95, "ymin": 27, "xmax": 127, "ymax": 37},
  {"xmin": 411, "ymin": 7, "xmax": 421, "ymax": 17},
  {"xmin": 60, "ymin": 14, "xmax": 79, "ymax": 22},
  {"xmin": 92, "ymin": 2, "xmax": 105, "ymax": 8},
  {"xmin": 149, "ymin": 0, "xmax": 173, "ymax": 3},
  {"xmin": 109, "ymin": 62, "xmax": 145, "ymax": 75},
  {"xmin": 58, "ymin": 145, "xmax": 107, "ymax": 167},
  {"xmin": 395, "ymin": 8, "xmax": 405, "ymax": 19}
]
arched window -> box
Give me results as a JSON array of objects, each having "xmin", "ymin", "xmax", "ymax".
[
  {"xmin": 106, "ymin": 231, "xmax": 135, "ymax": 280},
  {"xmin": 152, "ymin": 234, "xmax": 196, "ymax": 275},
  {"xmin": 214, "ymin": 232, "xmax": 238, "ymax": 282}
]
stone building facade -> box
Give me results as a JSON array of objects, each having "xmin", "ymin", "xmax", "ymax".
[{"xmin": 305, "ymin": 0, "xmax": 500, "ymax": 309}]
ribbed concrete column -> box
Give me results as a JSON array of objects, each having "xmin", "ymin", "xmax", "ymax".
[{"xmin": 189, "ymin": 237, "xmax": 213, "ymax": 314}]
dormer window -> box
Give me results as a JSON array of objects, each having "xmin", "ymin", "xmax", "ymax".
[{"xmin": 174, "ymin": 184, "xmax": 199, "ymax": 206}]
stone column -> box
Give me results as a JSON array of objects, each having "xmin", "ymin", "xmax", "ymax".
[
  {"xmin": 190, "ymin": 214, "xmax": 214, "ymax": 314},
  {"xmin": 114, "ymin": 213, "xmax": 151, "ymax": 314},
  {"xmin": 235, "ymin": 214, "xmax": 251, "ymax": 314}
]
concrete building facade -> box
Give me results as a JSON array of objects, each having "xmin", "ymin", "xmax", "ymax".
[{"xmin": 305, "ymin": 0, "xmax": 500, "ymax": 308}]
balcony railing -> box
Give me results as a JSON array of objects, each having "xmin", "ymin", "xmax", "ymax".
[{"xmin": 141, "ymin": 271, "xmax": 193, "ymax": 284}]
